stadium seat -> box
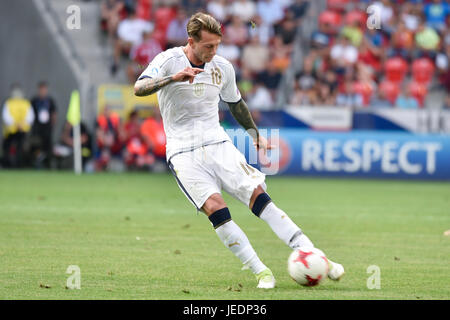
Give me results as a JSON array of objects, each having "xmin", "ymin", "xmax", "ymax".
[
  {"xmin": 136, "ymin": 0, "xmax": 152, "ymax": 21},
  {"xmin": 353, "ymin": 81, "xmax": 374, "ymax": 106},
  {"xmin": 327, "ymin": 0, "xmax": 350, "ymax": 12},
  {"xmin": 154, "ymin": 6, "xmax": 177, "ymax": 33},
  {"xmin": 408, "ymin": 81, "xmax": 427, "ymax": 107},
  {"xmin": 378, "ymin": 81, "xmax": 400, "ymax": 104},
  {"xmin": 412, "ymin": 58, "xmax": 435, "ymax": 85},
  {"xmin": 319, "ymin": 10, "xmax": 342, "ymax": 27},
  {"xmin": 345, "ymin": 10, "xmax": 367, "ymax": 27},
  {"xmin": 384, "ymin": 57, "xmax": 408, "ymax": 83}
]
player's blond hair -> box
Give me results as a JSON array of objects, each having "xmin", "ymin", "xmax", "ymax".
[{"xmin": 187, "ymin": 12, "xmax": 222, "ymax": 41}]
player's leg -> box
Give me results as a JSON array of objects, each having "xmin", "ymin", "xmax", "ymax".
[
  {"xmin": 201, "ymin": 193, "xmax": 275, "ymax": 289},
  {"xmin": 249, "ymin": 186, "xmax": 345, "ymax": 281},
  {"xmin": 168, "ymin": 150, "xmax": 274, "ymax": 288}
]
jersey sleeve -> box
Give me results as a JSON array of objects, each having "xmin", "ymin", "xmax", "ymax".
[
  {"xmin": 138, "ymin": 52, "xmax": 171, "ymax": 80},
  {"xmin": 219, "ymin": 63, "xmax": 242, "ymax": 103}
]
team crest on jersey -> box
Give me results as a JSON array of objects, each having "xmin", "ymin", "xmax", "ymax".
[{"xmin": 193, "ymin": 83, "xmax": 205, "ymax": 97}]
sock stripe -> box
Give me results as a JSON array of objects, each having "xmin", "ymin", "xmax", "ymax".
[
  {"xmin": 208, "ymin": 207, "xmax": 232, "ymax": 229},
  {"xmin": 251, "ymin": 193, "xmax": 272, "ymax": 217}
]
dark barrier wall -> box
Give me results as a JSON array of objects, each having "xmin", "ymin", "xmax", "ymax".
[
  {"xmin": 0, "ymin": 0, "xmax": 78, "ymax": 149},
  {"xmin": 228, "ymin": 129, "xmax": 450, "ymax": 180}
]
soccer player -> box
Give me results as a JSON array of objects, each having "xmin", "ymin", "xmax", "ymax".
[{"xmin": 134, "ymin": 12, "xmax": 344, "ymax": 289}]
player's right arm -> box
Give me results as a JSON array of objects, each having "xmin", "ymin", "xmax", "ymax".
[{"xmin": 134, "ymin": 67, "xmax": 204, "ymax": 97}]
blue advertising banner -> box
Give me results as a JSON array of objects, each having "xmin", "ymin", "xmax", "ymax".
[{"xmin": 227, "ymin": 129, "xmax": 450, "ymax": 180}]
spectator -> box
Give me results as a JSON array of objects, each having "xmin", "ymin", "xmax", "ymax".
[
  {"xmin": 270, "ymin": 36, "xmax": 292, "ymax": 72},
  {"xmin": 424, "ymin": 0, "xmax": 449, "ymax": 32},
  {"xmin": 228, "ymin": 0, "xmax": 256, "ymax": 22},
  {"xmin": 2, "ymin": 84, "xmax": 34, "ymax": 168},
  {"xmin": 388, "ymin": 20, "xmax": 414, "ymax": 60},
  {"xmin": 330, "ymin": 35, "xmax": 359, "ymax": 70},
  {"xmin": 295, "ymin": 57, "xmax": 318, "ymax": 92},
  {"xmin": 341, "ymin": 19, "xmax": 363, "ymax": 47},
  {"xmin": 248, "ymin": 15, "xmax": 274, "ymax": 46},
  {"xmin": 206, "ymin": 0, "xmax": 228, "ymax": 23},
  {"xmin": 400, "ymin": 2, "xmax": 420, "ymax": 32},
  {"xmin": 370, "ymin": 90, "xmax": 393, "ymax": 108},
  {"xmin": 100, "ymin": 0, "xmax": 125, "ymax": 41},
  {"xmin": 288, "ymin": 0, "xmax": 309, "ymax": 21},
  {"xmin": 257, "ymin": 62, "xmax": 282, "ymax": 98},
  {"xmin": 257, "ymin": 0, "xmax": 284, "ymax": 26},
  {"xmin": 95, "ymin": 106, "xmax": 123, "ymax": 171},
  {"xmin": 112, "ymin": 7, "xmax": 154, "ymax": 75},
  {"xmin": 166, "ymin": 9, "xmax": 189, "ymax": 48},
  {"xmin": 57, "ymin": 121, "xmax": 93, "ymax": 170},
  {"xmin": 225, "ymin": 15, "xmax": 249, "ymax": 47},
  {"xmin": 358, "ymin": 37, "xmax": 382, "ymax": 73},
  {"xmin": 336, "ymin": 80, "xmax": 363, "ymax": 107},
  {"xmin": 30, "ymin": 81, "xmax": 57, "ymax": 169},
  {"xmin": 182, "ymin": 0, "xmax": 205, "ymax": 16},
  {"xmin": 241, "ymin": 35, "xmax": 269, "ymax": 74},
  {"xmin": 395, "ymin": 85, "xmax": 419, "ymax": 109},
  {"xmin": 274, "ymin": 12, "xmax": 298, "ymax": 46},
  {"xmin": 315, "ymin": 82, "xmax": 337, "ymax": 106},
  {"xmin": 217, "ymin": 35, "xmax": 240, "ymax": 66},
  {"xmin": 121, "ymin": 110, "xmax": 152, "ymax": 169},
  {"xmin": 237, "ymin": 67, "xmax": 254, "ymax": 101},
  {"xmin": 140, "ymin": 107, "xmax": 166, "ymax": 164},
  {"xmin": 247, "ymin": 82, "xmax": 274, "ymax": 110},
  {"xmin": 372, "ymin": 0, "xmax": 395, "ymax": 34},
  {"xmin": 415, "ymin": 19, "xmax": 441, "ymax": 58},
  {"xmin": 127, "ymin": 29, "xmax": 163, "ymax": 83}
]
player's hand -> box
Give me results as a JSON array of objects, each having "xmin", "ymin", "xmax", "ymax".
[
  {"xmin": 172, "ymin": 67, "xmax": 204, "ymax": 84},
  {"xmin": 253, "ymin": 135, "xmax": 276, "ymax": 156}
]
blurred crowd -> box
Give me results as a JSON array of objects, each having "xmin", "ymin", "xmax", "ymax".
[
  {"xmin": 1, "ymin": 82, "xmax": 166, "ymax": 172},
  {"xmin": 100, "ymin": 0, "xmax": 309, "ymax": 108},
  {"xmin": 290, "ymin": 0, "xmax": 450, "ymax": 109}
]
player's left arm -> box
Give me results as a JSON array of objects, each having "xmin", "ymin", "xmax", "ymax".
[{"xmin": 226, "ymin": 99, "xmax": 273, "ymax": 153}]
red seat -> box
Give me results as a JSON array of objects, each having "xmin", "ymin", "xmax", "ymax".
[
  {"xmin": 353, "ymin": 81, "xmax": 374, "ymax": 106},
  {"xmin": 345, "ymin": 10, "xmax": 367, "ymax": 27},
  {"xmin": 327, "ymin": 0, "xmax": 349, "ymax": 12},
  {"xmin": 319, "ymin": 10, "xmax": 342, "ymax": 27},
  {"xmin": 385, "ymin": 57, "xmax": 408, "ymax": 83},
  {"xmin": 154, "ymin": 7, "xmax": 177, "ymax": 33},
  {"xmin": 408, "ymin": 81, "xmax": 427, "ymax": 107},
  {"xmin": 379, "ymin": 81, "xmax": 400, "ymax": 104},
  {"xmin": 412, "ymin": 58, "xmax": 435, "ymax": 85},
  {"xmin": 136, "ymin": 0, "xmax": 152, "ymax": 21}
]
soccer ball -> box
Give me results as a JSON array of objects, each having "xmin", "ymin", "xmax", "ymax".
[{"xmin": 287, "ymin": 247, "xmax": 329, "ymax": 286}]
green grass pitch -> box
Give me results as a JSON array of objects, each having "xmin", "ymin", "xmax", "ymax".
[{"xmin": 0, "ymin": 171, "xmax": 449, "ymax": 299}]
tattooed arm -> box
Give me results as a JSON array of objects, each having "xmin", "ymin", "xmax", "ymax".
[
  {"xmin": 227, "ymin": 99, "xmax": 274, "ymax": 154},
  {"xmin": 227, "ymin": 98, "xmax": 259, "ymax": 141},
  {"xmin": 134, "ymin": 76, "xmax": 174, "ymax": 97},
  {"xmin": 134, "ymin": 67, "xmax": 204, "ymax": 97}
]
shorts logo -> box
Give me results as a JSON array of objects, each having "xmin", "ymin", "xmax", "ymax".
[{"xmin": 193, "ymin": 83, "xmax": 205, "ymax": 97}]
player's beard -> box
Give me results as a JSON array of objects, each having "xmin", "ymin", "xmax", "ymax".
[{"xmin": 195, "ymin": 50, "xmax": 213, "ymax": 64}]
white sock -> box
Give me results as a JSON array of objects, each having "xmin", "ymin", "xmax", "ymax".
[
  {"xmin": 259, "ymin": 202, "xmax": 314, "ymax": 249},
  {"xmin": 215, "ymin": 220, "xmax": 267, "ymax": 274}
]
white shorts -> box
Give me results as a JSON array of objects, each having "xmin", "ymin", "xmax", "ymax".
[{"xmin": 168, "ymin": 141, "xmax": 266, "ymax": 210}]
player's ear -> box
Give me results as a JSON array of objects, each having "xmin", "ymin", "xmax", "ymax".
[{"xmin": 187, "ymin": 37, "xmax": 194, "ymax": 47}]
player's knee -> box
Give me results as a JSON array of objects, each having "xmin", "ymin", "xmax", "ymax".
[
  {"xmin": 208, "ymin": 207, "xmax": 232, "ymax": 229},
  {"xmin": 202, "ymin": 194, "xmax": 226, "ymax": 215},
  {"xmin": 251, "ymin": 192, "xmax": 272, "ymax": 217}
]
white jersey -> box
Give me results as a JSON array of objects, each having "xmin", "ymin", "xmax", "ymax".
[{"xmin": 138, "ymin": 46, "xmax": 242, "ymax": 160}]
